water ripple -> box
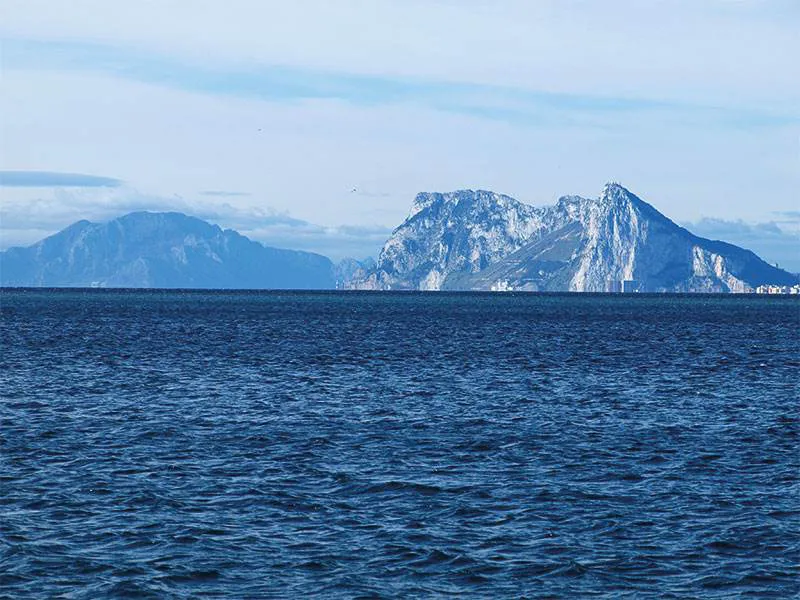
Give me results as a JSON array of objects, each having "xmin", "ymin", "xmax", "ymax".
[{"xmin": 1, "ymin": 290, "xmax": 798, "ymax": 598}]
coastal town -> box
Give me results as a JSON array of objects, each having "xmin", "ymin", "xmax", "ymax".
[
  {"xmin": 487, "ymin": 279, "xmax": 800, "ymax": 294},
  {"xmin": 755, "ymin": 284, "xmax": 800, "ymax": 295}
]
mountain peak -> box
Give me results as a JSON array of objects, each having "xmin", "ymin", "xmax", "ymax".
[
  {"xmin": 408, "ymin": 189, "xmax": 516, "ymax": 220},
  {"xmin": 596, "ymin": 182, "xmax": 655, "ymax": 218},
  {"xmin": 600, "ymin": 181, "xmax": 634, "ymax": 201},
  {"xmin": 114, "ymin": 210, "xmax": 209, "ymax": 226}
]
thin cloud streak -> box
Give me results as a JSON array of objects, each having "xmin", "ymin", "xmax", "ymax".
[
  {"xmin": 0, "ymin": 170, "xmax": 123, "ymax": 187},
  {"xmin": 199, "ymin": 190, "xmax": 252, "ymax": 197},
  {"xmin": 1, "ymin": 2, "xmax": 797, "ymax": 238},
  {"xmin": 2, "ymin": 0, "xmax": 798, "ymax": 110},
  {"xmin": 4, "ymin": 38, "xmax": 797, "ymax": 128},
  {"xmin": 0, "ymin": 188, "xmax": 390, "ymax": 260}
]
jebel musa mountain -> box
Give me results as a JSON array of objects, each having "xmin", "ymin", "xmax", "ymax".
[
  {"xmin": 0, "ymin": 212, "xmax": 333, "ymax": 288},
  {"xmin": 348, "ymin": 183, "xmax": 797, "ymax": 293}
]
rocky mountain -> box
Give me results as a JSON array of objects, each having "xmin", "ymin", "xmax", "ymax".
[
  {"xmin": 333, "ymin": 256, "xmax": 376, "ymax": 290},
  {"xmin": 348, "ymin": 183, "xmax": 797, "ymax": 293},
  {"xmin": 352, "ymin": 190, "xmax": 550, "ymax": 290},
  {"xmin": 0, "ymin": 212, "xmax": 334, "ymax": 289}
]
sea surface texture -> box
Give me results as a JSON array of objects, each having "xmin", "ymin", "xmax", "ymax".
[{"xmin": 1, "ymin": 290, "xmax": 798, "ymax": 599}]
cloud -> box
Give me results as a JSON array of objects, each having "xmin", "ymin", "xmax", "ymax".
[
  {"xmin": 3, "ymin": 38, "xmax": 797, "ymax": 129},
  {"xmin": 199, "ymin": 190, "xmax": 251, "ymax": 197},
  {"xmin": 1, "ymin": 0, "xmax": 798, "ymax": 113},
  {"xmin": 0, "ymin": 187, "xmax": 389, "ymax": 260},
  {"xmin": 0, "ymin": 187, "xmax": 295, "ymax": 233},
  {"xmin": 1, "ymin": 4, "xmax": 798, "ymax": 237},
  {"xmin": 351, "ymin": 189, "xmax": 392, "ymax": 198},
  {"xmin": 685, "ymin": 218, "xmax": 800, "ymax": 272},
  {"xmin": 239, "ymin": 222, "xmax": 390, "ymax": 261},
  {"xmin": 0, "ymin": 170, "xmax": 123, "ymax": 187},
  {"xmin": 773, "ymin": 210, "xmax": 800, "ymax": 223},
  {"xmin": 165, "ymin": 200, "xmax": 392, "ymax": 259},
  {"xmin": 0, "ymin": 188, "xmax": 183, "ymax": 232}
]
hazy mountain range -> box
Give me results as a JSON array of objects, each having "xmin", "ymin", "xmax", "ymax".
[
  {"xmin": 0, "ymin": 212, "xmax": 333, "ymax": 289},
  {"xmin": 1, "ymin": 184, "xmax": 796, "ymax": 292}
]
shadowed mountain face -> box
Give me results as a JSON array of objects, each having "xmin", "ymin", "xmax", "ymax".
[
  {"xmin": 0, "ymin": 212, "xmax": 334, "ymax": 289},
  {"xmin": 348, "ymin": 184, "xmax": 797, "ymax": 292}
]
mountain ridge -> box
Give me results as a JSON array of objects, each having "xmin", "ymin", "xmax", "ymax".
[
  {"xmin": 1, "ymin": 186, "xmax": 796, "ymax": 292},
  {"xmin": 0, "ymin": 211, "xmax": 334, "ymax": 289},
  {"xmin": 348, "ymin": 183, "xmax": 797, "ymax": 293}
]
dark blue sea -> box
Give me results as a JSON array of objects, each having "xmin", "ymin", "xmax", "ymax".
[{"xmin": 1, "ymin": 290, "xmax": 798, "ymax": 599}]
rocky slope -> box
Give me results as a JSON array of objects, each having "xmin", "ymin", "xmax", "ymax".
[
  {"xmin": 350, "ymin": 190, "xmax": 552, "ymax": 290},
  {"xmin": 333, "ymin": 257, "xmax": 376, "ymax": 290},
  {"xmin": 0, "ymin": 212, "xmax": 334, "ymax": 289},
  {"xmin": 348, "ymin": 183, "xmax": 797, "ymax": 293}
]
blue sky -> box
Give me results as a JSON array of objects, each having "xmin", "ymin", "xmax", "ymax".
[{"xmin": 1, "ymin": 0, "xmax": 798, "ymax": 266}]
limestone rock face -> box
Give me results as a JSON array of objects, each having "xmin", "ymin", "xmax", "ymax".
[
  {"xmin": 347, "ymin": 189, "xmax": 551, "ymax": 290},
  {"xmin": 348, "ymin": 183, "xmax": 796, "ymax": 293}
]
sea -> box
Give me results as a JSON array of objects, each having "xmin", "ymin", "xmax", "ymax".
[{"xmin": 1, "ymin": 289, "xmax": 798, "ymax": 599}]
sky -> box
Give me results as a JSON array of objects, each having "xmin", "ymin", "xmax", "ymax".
[{"xmin": 1, "ymin": 0, "xmax": 799, "ymax": 268}]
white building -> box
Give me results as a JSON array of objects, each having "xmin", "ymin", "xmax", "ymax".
[
  {"xmin": 755, "ymin": 284, "xmax": 800, "ymax": 295},
  {"xmin": 490, "ymin": 280, "xmax": 513, "ymax": 292}
]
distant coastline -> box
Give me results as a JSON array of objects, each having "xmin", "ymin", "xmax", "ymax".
[{"xmin": 1, "ymin": 184, "xmax": 798, "ymax": 293}]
